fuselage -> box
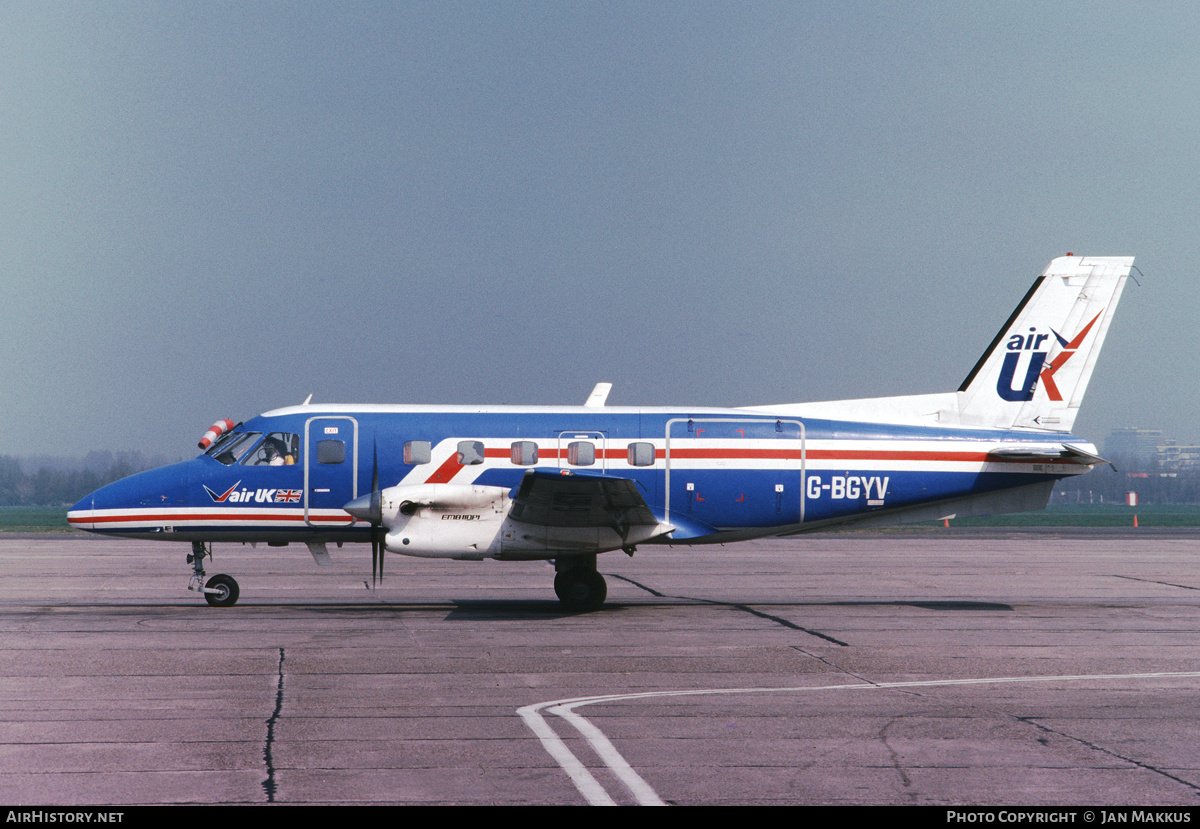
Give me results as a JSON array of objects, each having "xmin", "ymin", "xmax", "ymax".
[{"xmin": 68, "ymin": 402, "xmax": 1097, "ymax": 552}]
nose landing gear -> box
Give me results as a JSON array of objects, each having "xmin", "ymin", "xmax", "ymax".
[{"xmin": 187, "ymin": 541, "xmax": 241, "ymax": 607}]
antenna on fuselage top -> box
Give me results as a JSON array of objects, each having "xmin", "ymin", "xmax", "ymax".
[
  {"xmin": 584, "ymin": 383, "xmax": 612, "ymax": 408},
  {"xmin": 301, "ymin": 393, "xmax": 313, "ymax": 405}
]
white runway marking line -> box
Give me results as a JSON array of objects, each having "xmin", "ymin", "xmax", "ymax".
[{"xmin": 518, "ymin": 671, "xmax": 1200, "ymax": 806}]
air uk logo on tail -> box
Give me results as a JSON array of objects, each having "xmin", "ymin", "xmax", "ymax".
[{"xmin": 996, "ymin": 311, "xmax": 1103, "ymax": 402}]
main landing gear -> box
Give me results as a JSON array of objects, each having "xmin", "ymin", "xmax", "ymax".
[
  {"xmin": 187, "ymin": 541, "xmax": 240, "ymax": 608},
  {"xmin": 553, "ymin": 555, "xmax": 607, "ymax": 612}
]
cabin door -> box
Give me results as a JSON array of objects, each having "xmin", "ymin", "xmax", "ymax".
[
  {"xmin": 303, "ymin": 416, "xmax": 359, "ymax": 528},
  {"xmin": 664, "ymin": 417, "xmax": 805, "ymax": 528}
]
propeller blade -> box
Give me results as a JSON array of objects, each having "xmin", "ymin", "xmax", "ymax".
[
  {"xmin": 375, "ymin": 525, "xmax": 384, "ymax": 585},
  {"xmin": 347, "ymin": 441, "xmax": 387, "ymax": 589},
  {"xmin": 371, "ymin": 442, "xmax": 382, "ymax": 588}
]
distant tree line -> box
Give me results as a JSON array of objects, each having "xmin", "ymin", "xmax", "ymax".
[{"xmin": 0, "ymin": 452, "xmax": 177, "ymax": 506}]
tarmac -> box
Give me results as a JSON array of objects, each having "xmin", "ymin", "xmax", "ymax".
[{"xmin": 2, "ymin": 527, "xmax": 1200, "ymax": 805}]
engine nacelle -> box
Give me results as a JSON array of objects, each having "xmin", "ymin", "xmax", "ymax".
[{"xmin": 380, "ymin": 484, "xmax": 511, "ymax": 559}]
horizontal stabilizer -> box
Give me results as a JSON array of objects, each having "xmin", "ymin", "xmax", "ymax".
[{"xmin": 986, "ymin": 443, "xmax": 1108, "ymax": 466}]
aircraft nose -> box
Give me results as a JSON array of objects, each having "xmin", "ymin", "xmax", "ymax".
[
  {"xmin": 343, "ymin": 491, "xmax": 381, "ymax": 524},
  {"xmin": 67, "ymin": 492, "xmax": 95, "ymax": 531},
  {"xmin": 67, "ymin": 461, "xmax": 194, "ymax": 535},
  {"xmin": 67, "ymin": 473, "xmax": 146, "ymax": 533}
]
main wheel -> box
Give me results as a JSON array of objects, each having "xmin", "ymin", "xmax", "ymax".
[
  {"xmin": 204, "ymin": 573, "xmax": 240, "ymax": 608},
  {"xmin": 554, "ymin": 569, "xmax": 607, "ymax": 612}
]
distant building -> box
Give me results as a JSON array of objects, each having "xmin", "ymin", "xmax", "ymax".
[
  {"xmin": 1157, "ymin": 443, "xmax": 1200, "ymax": 472},
  {"xmin": 1105, "ymin": 428, "xmax": 1164, "ymax": 465}
]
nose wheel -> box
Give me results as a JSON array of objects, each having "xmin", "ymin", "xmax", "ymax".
[
  {"xmin": 203, "ymin": 573, "xmax": 240, "ymax": 607},
  {"xmin": 187, "ymin": 541, "xmax": 241, "ymax": 607}
]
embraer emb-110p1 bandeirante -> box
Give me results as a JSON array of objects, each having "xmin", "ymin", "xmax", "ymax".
[{"xmin": 69, "ymin": 255, "xmax": 1133, "ymax": 610}]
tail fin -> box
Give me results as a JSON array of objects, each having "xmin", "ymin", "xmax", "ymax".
[{"xmin": 956, "ymin": 254, "xmax": 1132, "ymax": 431}]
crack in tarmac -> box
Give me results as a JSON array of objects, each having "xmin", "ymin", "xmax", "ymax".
[{"xmin": 263, "ymin": 647, "xmax": 285, "ymax": 802}]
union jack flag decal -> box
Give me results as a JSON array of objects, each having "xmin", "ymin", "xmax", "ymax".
[{"xmin": 275, "ymin": 489, "xmax": 302, "ymax": 503}]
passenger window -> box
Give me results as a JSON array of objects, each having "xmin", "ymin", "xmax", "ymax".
[
  {"xmin": 244, "ymin": 433, "xmax": 300, "ymax": 466},
  {"xmin": 511, "ymin": 441, "xmax": 538, "ymax": 465},
  {"xmin": 457, "ymin": 440, "xmax": 485, "ymax": 465},
  {"xmin": 568, "ymin": 441, "xmax": 595, "ymax": 466},
  {"xmin": 404, "ymin": 440, "xmax": 431, "ymax": 465},
  {"xmin": 317, "ymin": 440, "xmax": 345, "ymax": 464},
  {"xmin": 628, "ymin": 442, "xmax": 655, "ymax": 467}
]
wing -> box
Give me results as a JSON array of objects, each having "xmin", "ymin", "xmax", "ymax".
[{"xmin": 507, "ymin": 469, "xmax": 670, "ymax": 550}]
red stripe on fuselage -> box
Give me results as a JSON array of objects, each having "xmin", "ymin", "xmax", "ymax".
[
  {"xmin": 666, "ymin": 448, "xmax": 1076, "ymax": 465},
  {"xmin": 424, "ymin": 454, "xmax": 465, "ymax": 483},
  {"xmin": 420, "ymin": 444, "xmax": 1079, "ymax": 477},
  {"xmin": 76, "ymin": 511, "xmax": 353, "ymax": 525}
]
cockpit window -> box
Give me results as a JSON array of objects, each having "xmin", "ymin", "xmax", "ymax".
[
  {"xmin": 208, "ymin": 432, "xmax": 262, "ymax": 466},
  {"xmin": 203, "ymin": 429, "xmax": 241, "ymax": 458},
  {"xmin": 243, "ymin": 433, "xmax": 300, "ymax": 466}
]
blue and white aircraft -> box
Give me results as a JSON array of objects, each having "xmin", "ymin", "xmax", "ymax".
[{"xmin": 69, "ymin": 254, "xmax": 1132, "ymax": 610}]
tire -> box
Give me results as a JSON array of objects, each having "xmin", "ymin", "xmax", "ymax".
[
  {"xmin": 204, "ymin": 574, "xmax": 240, "ymax": 608},
  {"xmin": 554, "ymin": 569, "xmax": 607, "ymax": 612}
]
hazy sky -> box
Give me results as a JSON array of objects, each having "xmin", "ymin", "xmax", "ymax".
[{"xmin": 3, "ymin": 2, "xmax": 1197, "ymax": 459}]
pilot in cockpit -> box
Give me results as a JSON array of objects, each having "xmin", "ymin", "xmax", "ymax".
[{"xmin": 247, "ymin": 433, "xmax": 298, "ymax": 466}]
